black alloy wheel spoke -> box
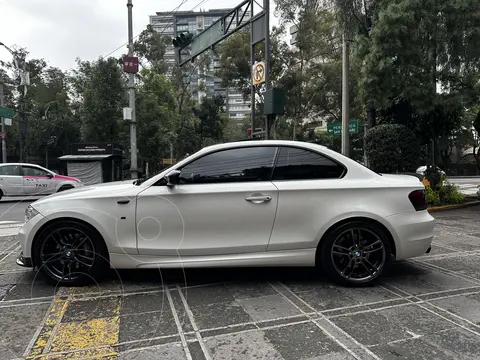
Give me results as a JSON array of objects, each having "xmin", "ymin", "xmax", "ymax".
[
  {"xmin": 331, "ymin": 227, "xmax": 386, "ymax": 282},
  {"xmin": 39, "ymin": 226, "xmax": 96, "ymax": 282}
]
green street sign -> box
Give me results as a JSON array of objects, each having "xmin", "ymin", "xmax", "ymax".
[
  {"xmin": 327, "ymin": 120, "xmax": 359, "ymax": 135},
  {"xmin": 0, "ymin": 107, "xmax": 14, "ymax": 119}
]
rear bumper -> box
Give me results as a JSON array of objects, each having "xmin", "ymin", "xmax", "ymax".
[{"xmin": 382, "ymin": 210, "xmax": 435, "ymax": 261}]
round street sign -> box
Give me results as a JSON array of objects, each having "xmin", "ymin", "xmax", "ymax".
[{"xmin": 252, "ymin": 61, "xmax": 266, "ymax": 86}]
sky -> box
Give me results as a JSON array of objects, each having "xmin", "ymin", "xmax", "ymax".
[{"xmin": 0, "ymin": 0, "xmax": 281, "ymax": 72}]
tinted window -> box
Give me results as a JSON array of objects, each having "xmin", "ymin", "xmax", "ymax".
[
  {"xmin": 0, "ymin": 165, "xmax": 21, "ymax": 176},
  {"xmin": 272, "ymin": 147, "xmax": 345, "ymax": 180},
  {"xmin": 179, "ymin": 146, "xmax": 277, "ymax": 184},
  {"xmin": 22, "ymin": 166, "xmax": 49, "ymax": 177}
]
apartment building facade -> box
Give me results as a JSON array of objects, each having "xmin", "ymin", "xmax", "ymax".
[{"xmin": 149, "ymin": 9, "xmax": 251, "ymax": 120}]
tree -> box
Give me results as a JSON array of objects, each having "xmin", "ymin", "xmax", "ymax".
[
  {"xmin": 365, "ymin": 124, "xmax": 420, "ymax": 173},
  {"xmin": 193, "ymin": 95, "xmax": 228, "ymax": 147},
  {"xmin": 135, "ymin": 68, "xmax": 178, "ymax": 172},
  {"xmin": 70, "ymin": 57, "xmax": 127, "ymax": 144}
]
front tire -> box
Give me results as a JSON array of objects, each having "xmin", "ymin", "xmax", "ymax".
[
  {"xmin": 320, "ymin": 221, "xmax": 391, "ymax": 286},
  {"xmin": 57, "ymin": 185, "xmax": 74, "ymax": 192},
  {"xmin": 33, "ymin": 220, "xmax": 109, "ymax": 286}
]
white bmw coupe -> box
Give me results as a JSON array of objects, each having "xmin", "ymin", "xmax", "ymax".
[{"xmin": 17, "ymin": 140, "xmax": 434, "ymax": 286}]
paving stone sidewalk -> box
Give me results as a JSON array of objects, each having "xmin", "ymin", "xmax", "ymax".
[{"xmin": 0, "ymin": 207, "xmax": 478, "ymax": 359}]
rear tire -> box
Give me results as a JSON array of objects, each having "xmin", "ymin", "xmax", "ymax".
[
  {"xmin": 32, "ymin": 220, "xmax": 109, "ymax": 286},
  {"xmin": 320, "ymin": 220, "xmax": 391, "ymax": 287}
]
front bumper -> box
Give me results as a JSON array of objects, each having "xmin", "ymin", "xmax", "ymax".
[{"xmin": 16, "ymin": 252, "xmax": 33, "ymax": 268}]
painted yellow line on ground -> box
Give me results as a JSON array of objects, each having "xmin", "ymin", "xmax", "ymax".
[
  {"xmin": 26, "ymin": 290, "xmax": 122, "ymax": 359},
  {"xmin": 26, "ymin": 298, "xmax": 69, "ymax": 358}
]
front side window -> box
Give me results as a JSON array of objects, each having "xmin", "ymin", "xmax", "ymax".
[
  {"xmin": 0, "ymin": 165, "xmax": 21, "ymax": 176},
  {"xmin": 272, "ymin": 147, "xmax": 345, "ymax": 180},
  {"xmin": 22, "ymin": 166, "xmax": 49, "ymax": 177},
  {"xmin": 179, "ymin": 146, "xmax": 277, "ymax": 184}
]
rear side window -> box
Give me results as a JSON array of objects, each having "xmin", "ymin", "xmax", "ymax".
[
  {"xmin": 0, "ymin": 165, "xmax": 21, "ymax": 176},
  {"xmin": 272, "ymin": 147, "xmax": 345, "ymax": 180}
]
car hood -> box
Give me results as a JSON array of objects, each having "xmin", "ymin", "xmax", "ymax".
[{"xmin": 32, "ymin": 181, "xmax": 141, "ymax": 205}]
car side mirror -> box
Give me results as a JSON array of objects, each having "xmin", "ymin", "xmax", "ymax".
[
  {"xmin": 47, "ymin": 173, "xmax": 54, "ymax": 178},
  {"xmin": 165, "ymin": 170, "xmax": 181, "ymax": 187}
]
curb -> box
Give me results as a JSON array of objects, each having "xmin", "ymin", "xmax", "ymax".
[{"xmin": 428, "ymin": 200, "xmax": 480, "ymax": 212}]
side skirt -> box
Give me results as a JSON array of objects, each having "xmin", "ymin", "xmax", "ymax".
[{"xmin": 109, "ymin": 248, "xmax": 317, "ymax": 269}]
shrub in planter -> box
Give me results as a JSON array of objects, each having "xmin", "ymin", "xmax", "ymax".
[
  {"xmin": 440, "ymin": 183, "xmax": 465, "ymax": 204},
  {"xmin": 425, "ymin": 185, "xmax": 440, "ymax": 206}
]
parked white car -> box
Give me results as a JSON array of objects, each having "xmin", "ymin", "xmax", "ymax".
[
  {"xmin": 17, "ymin": 140, "xmax": 434, "ymax": 286},
  {"xmin": 0, "ymin": 163, "xmax": 83, "ymax": 200}
]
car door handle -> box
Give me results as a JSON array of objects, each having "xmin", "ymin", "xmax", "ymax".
[
  {"xmin": 245, "ymin": 195, "xmax": 272, "ymax": 203},
  {"xmin": 117, "ymin": 199, "xmax": 130, "ymax": 204}
]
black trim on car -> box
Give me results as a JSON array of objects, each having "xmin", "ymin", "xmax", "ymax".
[{"xmin": 16, "ymin": 252, "xmax": 33, "ymax": 268}]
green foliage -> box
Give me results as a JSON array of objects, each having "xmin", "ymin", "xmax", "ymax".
[
  {"xmin": 425, "ymin": 186, "xmax": 441, "ymax": 206},
  {"xmin": 426, "ymin": 183, "xmax": 465, "ymax": 206},
  {"xmin": 365, "ymin": 124, "xmax": 420, "ymax": 173},
  {"xmin": 439, "ymin": 183, "xmax": 465, "ymax": 205}
]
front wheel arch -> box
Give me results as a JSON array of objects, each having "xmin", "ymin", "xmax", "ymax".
[
  {"xmin": 31, "ymin": 217, "xmax": 110, "ymax": 268},
  {"xmin": 315, "ymin": 216, "xmax": 396, "ymax": 266}
]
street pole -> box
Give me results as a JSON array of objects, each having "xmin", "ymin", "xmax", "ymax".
[
  {"xmin": 264, "ymin": 0, "xmax": 271, "ymax": 140},
  {"xmin": 250, "ymin": 1, "xmax": 255, "ymax": 137},
  {"xmin": 363, "ymin": 124, "xmax": 368, "ymax": 167},
  {"xmin": 0, "ymin": 83, "xmax": 6, "ymax": 163},
  {"xmin": 127, "ymin": 0, "xmax": 138, "ymax": 179},
  {"xmin": 341, "ymin": 32, "xmax": 350, "ymax": 156}
]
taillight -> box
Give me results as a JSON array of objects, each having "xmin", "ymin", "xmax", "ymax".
[{"xmin": 409, "ymin": 189, "xmax": 427, "ymax": 211}]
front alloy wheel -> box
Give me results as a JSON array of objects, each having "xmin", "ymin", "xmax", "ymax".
[
  {"xmin": 33, "ymin": 221, "xmax": 108, "ymax": 286},
  {"xmin": 321, "ymin": 221, "xmax": 391, "ymax": 286}
]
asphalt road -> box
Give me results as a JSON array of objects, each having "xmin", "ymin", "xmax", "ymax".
[
  {"xmin": 0, "ymin": 206, "xmax": 479, "ymax": 359},
  {"xmin": 0, "ymin": 200, "xmax": 32, "ymax": 222}
]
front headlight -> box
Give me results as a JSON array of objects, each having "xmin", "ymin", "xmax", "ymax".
[{"xmin": 25, "ymin": 205, "xmax": 40, "ymax": 223}]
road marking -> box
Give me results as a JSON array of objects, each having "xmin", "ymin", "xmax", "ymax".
[
  {"xmin": 165, "ymin": 287, "xmax": 193, "ymax": 360},
  {"xmin": 269, "ymin": 282, "xmax": 381, "ymax": 360},
  {"xmin": 25, "ymin": 293, "xmax": 122, "ymax": 359},
  {"xmin": 176, "ymin": 285, "xmax": 212, "ymax": 360},
  {"xmin": 26, "ymin": 298, "xmax": 69, "ymax": 358}
]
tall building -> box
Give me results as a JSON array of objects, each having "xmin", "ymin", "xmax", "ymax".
[{"xmin": 149, "ymin": 9, "xmax": 251, "ymax": 120}]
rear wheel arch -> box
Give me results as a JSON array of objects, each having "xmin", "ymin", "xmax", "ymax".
[
  {"xmin": 31, "ymin": 217, "xmax": 110, "ymax": 268},
  {"xmin": 315, "ymin": 216, "xmax": 397, "ymax": 264}
]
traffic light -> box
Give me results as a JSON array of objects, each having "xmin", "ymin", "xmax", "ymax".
[
  {"xmin": 172, "ymin": 32, "xmax": 194, "ymax": 48},
  {"xmin": 247, "ymin": 128, "xmax": 264, "ymax": 139}
]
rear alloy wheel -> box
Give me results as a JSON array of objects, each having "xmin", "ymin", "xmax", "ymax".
[
  {"xmin": 33, "ymin": 221, "xmax": 108, "ymax": 286},
  {"xmin": 321, "ymin": 221, "xmax": 391, "ymax": 286}
]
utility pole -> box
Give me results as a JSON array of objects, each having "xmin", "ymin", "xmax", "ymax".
[
  {"xmin": 127, "ymin": 0, "xmax": 138, "ymax": 179},
  {"xmin": 341, "ymin": 32, "xmax": 350, "ymax": 156},
  {"xmin": 250, "ymin": 2, "xmax": 255, "ymax": 137},
  {"xmin": 0, "ymin": 84, "xmax": 6, "ymax": 163},
  {"xmin": 264, "ymin": 0, "xmax": 271, "ymax": 140}
]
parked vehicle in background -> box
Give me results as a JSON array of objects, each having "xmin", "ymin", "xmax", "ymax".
[
  {"xmin": 0, "ymin": 163, "xmax": 83, "ymax": 200},
  {"xmin": 17, "ymin": 140, "xmax": 434, "ymax": 287}
]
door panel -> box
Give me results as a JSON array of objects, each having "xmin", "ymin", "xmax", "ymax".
[
  {"xmin": 136, "ymin": 182, "xmax": 278, "ymax": 256},
  {"xmin": 136, "ymin": 145, "xmax": 280, "ymax": 257},
  {"xmin": 22, "ymin": 166, "xmax": 55, "ymax": 195},
  {"xmin": 0, "ymin": 165, "xmax": 23, "ymax": 196}
]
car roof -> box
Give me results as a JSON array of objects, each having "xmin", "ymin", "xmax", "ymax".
[{"xmin": 0, "ymin": 163, "xmax": 44, "ymax": 166}]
